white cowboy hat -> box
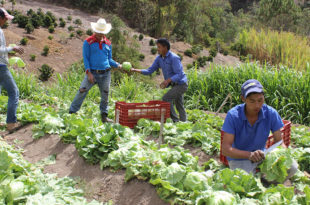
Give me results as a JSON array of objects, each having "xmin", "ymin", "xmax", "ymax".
[{"xmin": 91, "ymin": 18, "xmax": 112, "ymax": 34}]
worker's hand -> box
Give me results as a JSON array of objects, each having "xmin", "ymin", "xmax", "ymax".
[
  {"xmin": 131, "ymin": 68, "xmax": 141, "ymax": 73},
  {"xmin": 87, "ymin": 72, "xmax": 95, "ymax": 84},
  {"xmin": 13, "ymin": 46, "xmax": 24, "ymax": 55},
  {"xmin": 160, "ymin": 79, "xmax": 171, "ymax": 89},
  {"xmin": 118, "ymin": 64, "xmax": 122, "ymax": 69},
  {"xmin": 249, "ymin": 150, "xmax": 265, "ymax": 163}
]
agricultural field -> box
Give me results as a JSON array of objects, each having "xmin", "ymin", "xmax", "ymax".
[{"xmin": 1, "ymin": 60, "xmax": 310, "ymax": 204}]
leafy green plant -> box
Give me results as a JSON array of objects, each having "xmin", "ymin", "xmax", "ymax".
[
  {"xmin": 48, "ymin": 25, "xmax": 55, "ymax": 33},
  {"xmin": 76, "ymin": 29, "xmax": 83, "ymax": 36},
  {"xmin": 48, "ymin": 35, "xmax": 53, "ymax": 40},
  {"xmin": 149, "ymin": 39, "xmax": 155, "ymax": 46},
  {"xmin": 70, "ymin": 32, "xmax": 75, "ymax": 38},
  {"xmin": 68, "ymin": 26, "xmax": 74, "ymax": 31},
  {"xmin": 139, "ymin": 34, "xmax": 144, "ymax": 41},
  {"xmin": 151, "ymin": 47, "xmax": 157, "ymax": 55},
  {"xmin": 20, "ymin": 37, "xmax": 28, "ymax": 45},
  {"xmin": 59, "ymin": 20, "xmax": 66, "ymax": 28},
  {"xmin": 25, "ymin": 23, "xmax": 34, "ymax": 34},
  {"xmin": 86, "ymin": 29, "xmax": 93, "ymax": 36},
  {"xmin": 30, "ymin": 54, "xmax": 36, "ymax": 61},
  {"xmin": 209, "ymin": 48, "xmax": 217, "ymax": 57},
  {"xmin": 139, "ymin": 54, "xmax": 145, "ymax": 61},
  {"xmin": 74, "ymin": 18, "xmax": 82, "ymax": 26},
  {"xmin": 41, "ymin": 45, "xmax": 49, "ymax": 56},
  {"xmin": 184, "ymin": 49, "xmax": 192, "ymax": 57},
  {"xmin": 67, "ymin": 15, "xmax": 72, "ymax": 21},
  {"xmin": 38, "ymin": 64, "xmax": 54, "ymax": 81}
]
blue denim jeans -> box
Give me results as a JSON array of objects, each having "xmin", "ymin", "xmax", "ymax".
[
  {"xmin": 0, "ymin": 65, "xmax": 19, "ymax": 123},
  {"xmin": 69, "ymin": 70, "xmax": 111, "ymax": 115}
]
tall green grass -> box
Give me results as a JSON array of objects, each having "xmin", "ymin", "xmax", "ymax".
[
  {"xmin": 185, "ymin": 62, "xmax": 310, "ymax": 125},
  {"xmin": 235, "ymin": 28, "xmax": 310, "ymax": 71}
]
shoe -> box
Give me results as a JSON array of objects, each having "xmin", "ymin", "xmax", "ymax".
[
  {"xmin": 6, "ymin": 122, "xmax": 22, "ymax": 133},
  {"xmin": 101, "ymin": 113, "xmax": 113, "ymax": 123}
]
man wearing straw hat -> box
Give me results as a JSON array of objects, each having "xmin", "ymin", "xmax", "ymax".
[
  {"xmin": 0, "ymin": 8, "xmax": 24, "ymax": 133},
  {"xmin": 69, "ymin": 18, "xmax": 122, "ymax": 123}
]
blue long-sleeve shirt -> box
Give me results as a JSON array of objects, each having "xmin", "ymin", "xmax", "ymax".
[
  {"xmin": 141, "ymin": 51, "xmax": 187, "ymax": 84},
  {"xmin": 83, "ymin": 40, "xmax": 119, "ymax": 70}
]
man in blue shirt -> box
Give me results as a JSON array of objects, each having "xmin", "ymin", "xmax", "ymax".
[
  {"xmin": 69, "ymin": 18, "xmax": 122, "ymax": 123},
  {"xmin": 222, "ymin": 79, "xmax": 298, "ymax": 177},
  {"xmin": 131, "ymin": 38, "xmax": 188, "ymax": 122}
]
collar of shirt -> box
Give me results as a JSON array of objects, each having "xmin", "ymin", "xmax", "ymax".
[
  {"xmin": 240, "ymin": 103, "xmax": 266, "ymax": 122},
  {"xmin": 161, "ymin": 50, "xmax": 171, "ymax": 59},
  {"xmin": 86, "ymin": 34, "xmax": 111, "ymax": 50}
]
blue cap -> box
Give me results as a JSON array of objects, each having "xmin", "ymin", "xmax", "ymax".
[{"xmin": 241, "ymin": 79, "xmax": 263, "ymax": 98}]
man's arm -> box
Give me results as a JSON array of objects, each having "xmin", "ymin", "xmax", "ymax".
[
  {"xmin": 273, "ymin": 130, "xmax": 286, "ymax": 148},
  {"xmin": 108, "ymin": 45, "xmax": 120, "ymax": 68},
  {"xmin": 132, "ymin": 57, "xmax": 159, "ymax": 75},
  {"xmin": 83, "ymin": 41, "xmax": 91, "ymax": 71},
  {"xmin": 222, "ymin": 132, "xmax": 251, "ymax": 159},
  {"xmin": 222, "ymin": 132, "xmax": 265, "ymax": 162}
]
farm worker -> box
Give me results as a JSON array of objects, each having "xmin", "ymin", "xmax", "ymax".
[
  {"xmin": 131, "ymin": 38, "xmax": 188, "ymax": 122},
  {"xmin": 69, "ymin": 18, "xmax": 123, "ymax": 123},
  {"xmin": 0, "ymin": 8, "xmax": 24, "ymax": 133},
  {"xmin": 222, "ymin": 79, "xmax": 298, "ymax": 178}
]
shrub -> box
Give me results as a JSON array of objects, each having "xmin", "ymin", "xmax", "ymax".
[
  {"xmin": 20, "ymin": 37, "xmax": 28, "ymax": 45},
  {"xmin": 48, "ymin": 35, "xmax": 53, "ymax": 40},
  {"xmin": 184, "ymin": 49, "xmax": 192, "ymax": 57},
  {"xmin": 149, "ymin": 39, "xmax": 155, "ymax": 46},
  {"xmin": 206, "ymin": 56, "xmax": 213, "ymax": 62},
  {"xmin": 139, "ymin": 34, "xmax": 144, "ymax": 41},
  {"xmin": 74, "ymin": 19, "xmax": 82, "ymax": 26},
  {"xmin": 38, "ymin": 64, "xmax": 54, "ymax": 81},
  {"xmin": 70, "ymin": 33, "xmax": 75, "ymax": 38},
  {"xmin": 223, "ymin": 50, "xmax": 229, "ymax": 56},
  {"xmin": 151, "ymin": 47, "xmax": 157, "ymax": 55},
  {"xmin": 16, "ymin": 15, "xmax": 29, "ymax": 28},
  {"xmin": 133, "ymin": 34, "xmax": 138, "ymax": 39},
  {"xmin": 42, "ymin": 45, "xmax": 49, "ymax": 56},
  {"xmin": 197, "ymin": 56, "xmax": 207, "ymax": 67},
  {"xmin": 25, "ymin": 23, "xmax": 34, "ymax": 34},
  {"xmin": 192, "ymin": 45, "xmax": 203, "ymax": 55},
  {"xmin": 30, "ymin": 13, "xmax": 43, "ymax": 28},
  {"xmin": 59, "ymin": 20, "xmax": 66, "ymax": 28},
  {"xmin": 139, "ymin": 54, "xmax": 145, "ymax": 61},
  {"xmin": 86, "ymin": 29, "xmax": 93, "ymax": 36},
  {"xmin": 209, "ymin": 48, "xmax": 217, "ymax": 57},
  {"xmin": 26, "ymin": 9, "xmax": 35, "ymax": 16},
  {"xmin": 30, "ymin": 54, "xmax": 36, "ymax": 61},
  {"xmin": 48, "ymin": 25, "xmax": 55, "ymax": 33},
  {"xmin": 76, "ymin": 29, "xmax": 83, "ymax": 36},
  {"xmin": 67, "ymin": 15, "xmax": 72, "ymax": 21},
  {"xmin": 187, "ymin": 64, "xmax": 194, "ymax": 69},
  {"xmin": 43, "ymin": 15, "xmax": 53, "ymax": 27},
  {"xmin": 45, "ymin": 11, "xmax": 56, "ymax": 23},
  {"xmin": 68, "ymin": 26, "xmax": 74, "ymax": 32}
]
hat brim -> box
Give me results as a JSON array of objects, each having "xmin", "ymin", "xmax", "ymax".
[
  {"xmin": 91, "ymin": 22, "xmax": 112, "ymax": 34},
  {"xmin": 244, "ymin": 87, "xmax": 263, "ymax": 98}
]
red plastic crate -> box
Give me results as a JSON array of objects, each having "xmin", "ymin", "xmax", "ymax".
[
  {"xmin": 115, "ymin": 100, "xmax": 170, "ymax": 128},
  {"xmin": 220, "ymin": 120, "xmax": 291, "ymax": 166}
]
